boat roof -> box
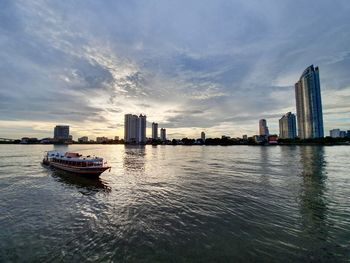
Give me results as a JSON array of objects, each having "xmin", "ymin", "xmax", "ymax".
[{"xmin": 47, "ymin": 151, "xmax": 103, "ymax": 162}]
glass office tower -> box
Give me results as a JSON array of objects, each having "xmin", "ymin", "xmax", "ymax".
[{"xmin": 295, "ymin": 65, "xmax": 324, "ymax": 139}]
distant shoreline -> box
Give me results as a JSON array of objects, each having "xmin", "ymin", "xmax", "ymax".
[{"xmin": 1, "ymin": 142, "xmax": 349, "ymax": 146}]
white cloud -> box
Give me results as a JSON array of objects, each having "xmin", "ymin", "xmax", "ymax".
[{"xmin": 0, "ymin": 0, "xmax": 350, "ymax": 139}]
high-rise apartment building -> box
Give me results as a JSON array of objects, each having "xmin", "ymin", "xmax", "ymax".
[
  {"xmin": 295, "ymin": 65, "xmax": 324, "ymax": 139},
  {"xmin": 124, "ymin": 114, "xmax": 147, "ymax": 144},
  {"xmin": 259, "ymin": 119, "xmax": 269, "ymax": 136},
  {"xmin": 279, "ymin": 112, "xmax": 297, "ymax": 139},
  {"xmin": 152, "ymin": 122, "xmax": 158, "ymax": 140},
  {"xmin": 160, "ymin": 128, "xmax": 166, "ymax": 142},
  {"xmin": 138, "ymin": 114, "xmax": 147, "ymax": 144},
  {"xmin": 201, "ymin": 131, "xmax": 205, "ymax": 141},
  {"xmin": 54, "ymin": 125, "xmax": 69, "ymax": 140},
  {"xmin": 124, "ymin": 114, "xmax": 139, "ymax": 143}
]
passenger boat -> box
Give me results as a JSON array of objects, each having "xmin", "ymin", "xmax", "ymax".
[{"xmin": 42, "ymin": 151, "xmax": 111, "ymax": 177}]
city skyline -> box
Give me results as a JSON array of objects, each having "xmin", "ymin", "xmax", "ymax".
[{"xmin": 1, "ymin": 1, "xmax": 350, "ymax": 139}]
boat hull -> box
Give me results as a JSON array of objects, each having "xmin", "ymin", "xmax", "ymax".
[{"xmin": 48, "ymin": 162, "xmax": 110, "ymax": 177}]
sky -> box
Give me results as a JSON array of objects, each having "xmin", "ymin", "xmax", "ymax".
[{"xmin": 0, "ymin": 0, "xmax": 350, "ymax": 140}]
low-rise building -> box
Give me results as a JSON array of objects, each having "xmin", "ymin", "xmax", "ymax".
[
  {"xmin": 78, "ymin": 136, "xmax": 89, "ymax": 143},
  {"xmin": 330, "ymin": 129, "xmax": 340, "ymax": 138},
  {"xmin": 340, "ymin": 131, "xmax": 346, "ymax": 138},
  {"xmin": 20, "ymin": 137, "xmax": 30, "ymax": 144},
  {"xmin": 40, "ymin": 138, "xmax": 52, "ymax": 144},
  {"xmin": 268, "ymin": 135, "xmax": 278, "ymax": 144},
  {"xmin": 20, "ymin": 137, "xmax": 38, "ymax": 144},
  {"xmin": 96, "ymin": 137, "xmax": 109, "ymax": 143},
  {"xmin": 253, "ymin": 135, "xmax": 265, "ymax": 143}
]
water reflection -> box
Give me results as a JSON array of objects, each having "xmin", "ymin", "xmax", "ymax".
[
  {"xmin": 51, "ymin": 170, "xmax": 111, "ymax": 195},
  {"xmin": 123, "ymin": 145, "xmax": 146, "ymax": 172},
  {"xmin": 2, "ymin": 144, "xmax": 350, "ymax": 261},
  {"xmin": 52, "ymin": 144, "xmax": 69, "ymax": 152},
  {"xmin": 298, "ymin": 146, "xmax": 330, "ymax": 258},
  {"xmin": 257, "ymin": 146, "xmax": 275, "ymax": 189}
]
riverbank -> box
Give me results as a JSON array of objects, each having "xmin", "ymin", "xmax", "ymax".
[{"xmin": 1, "ymin": 139, "xmax": 349, "ymax": 146}]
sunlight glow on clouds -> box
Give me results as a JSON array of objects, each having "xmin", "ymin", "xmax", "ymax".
[{"xmin": 0, "ymin": 0, "xmax": 350, "ymax": 139}]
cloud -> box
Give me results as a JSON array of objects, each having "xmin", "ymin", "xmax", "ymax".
[{"xmin": 0, "ymin": 0, "xmax": 350, "ymax": 139}]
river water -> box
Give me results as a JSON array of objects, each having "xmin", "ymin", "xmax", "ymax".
[{"xmin": 0, "ymin": 145, "xmax": 349, "ymax": 262}]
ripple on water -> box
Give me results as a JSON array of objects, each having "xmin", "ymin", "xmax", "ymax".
[{"xmin": 0, "ymin": 145, "xmax": 350, "ymax": 261}]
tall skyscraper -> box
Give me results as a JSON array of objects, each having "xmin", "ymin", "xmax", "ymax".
[
  {"xmin": 259, "ymin": 119, "xmax": 269, "ymax": 136},
  {"xmin": 138, "ymin": 114, "xmax": 147, "ymax": 144},
  {"xmin": 279, "ymin": 112, "xmax": 297, "ymax": 139},
  {"xmin": 54, "ymin": 125, "xmax": 69, "ymax": 140},
  {"xmin": 152, "ymin": 122, "xmax": 158, "ymax": 140},
  {"xmin": 201, "ymin": 131, "xmax": 205, "ymax": 141},
  {"xmin": 124, "ymin": 114, "xmax": 139, "ymax": 143},
  {"xmin": 160, "ymin": 128, "xmax": 166, "ymax": 142},
  {"xmin": 124, "ymin": 114, "xmax": 147, "ymax": 144},
  {"xmin": 295, "ymin": 65, "xmax": 324, "ymax": 139}
]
